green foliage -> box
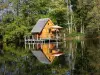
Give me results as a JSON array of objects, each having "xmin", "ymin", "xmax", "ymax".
[
  {"xmin": 0, "ymin": 0, "xmax": 69, "ymax": 44},
  {"xmin": 0, "ymin": 0, "xmax": 100, "ymax": 44},
  {"xmin": 3, "ymin": 17, "xmax": 28, "ymax": 43}
]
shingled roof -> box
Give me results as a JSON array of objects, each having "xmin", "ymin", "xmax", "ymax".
[{"xmin": 31, "ymin": 18, "xmax": 50, "ymax": 34}]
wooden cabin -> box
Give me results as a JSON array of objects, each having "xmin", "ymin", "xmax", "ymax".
[
  {"xmin": 25, "ymin": 18, "xmax": 63, "ymax": 49},
  {"xmin": 31, "ymin": 18, "xmax": 62, "ymax": 40}
]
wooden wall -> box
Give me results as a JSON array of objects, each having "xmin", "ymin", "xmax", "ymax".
[{"xmin": 40, "ymin": 19, "xmax": 54, "ymax": 39}]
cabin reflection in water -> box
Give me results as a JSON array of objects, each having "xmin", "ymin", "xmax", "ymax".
[{"xmin": 31, "ymin": 43, "xmax": 63, "ymax": 64}]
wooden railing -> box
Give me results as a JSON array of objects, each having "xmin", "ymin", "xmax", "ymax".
[{"xmin": 24, "ymin": 35, "xmax": 61, "ymax": 49}]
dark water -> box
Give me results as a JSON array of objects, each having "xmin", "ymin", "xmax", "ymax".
[{"xmin": 0, "ymin": 39, "xmax": 100, "ymax": 75}]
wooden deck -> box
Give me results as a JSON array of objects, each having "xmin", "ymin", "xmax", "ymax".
[
  {"xmin": 24, "ymin": 35, "xmax": 63, "ymax": 49},
  {"xmin": 25, "ymin": 39, "xmax": 60, "ymax": 43},
  {"xmin": 24, "ymin": 38, "xmax": 61, "ymax": 49}
]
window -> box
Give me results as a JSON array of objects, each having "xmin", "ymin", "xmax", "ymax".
[{"xmin": 49, "ymin": 29, "xmax": 51, "ymax": 33}]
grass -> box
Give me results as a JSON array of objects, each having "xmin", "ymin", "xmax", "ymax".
[{"xmin": 66, "ymin": 32, "xmax": 85, "ymax": 37}]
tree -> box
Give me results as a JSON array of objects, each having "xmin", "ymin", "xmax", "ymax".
[
  {"xmin": 71, "ymin": 0, "xmax": 94, "ymax": 34},
  {"xmin": 86, "ymin": 0, "xmax": 100, "ymax": 37}
]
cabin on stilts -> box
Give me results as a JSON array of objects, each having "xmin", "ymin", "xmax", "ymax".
[{"xmin": 25, "ymin": 18, "xmax": 63, "ymax": 48}]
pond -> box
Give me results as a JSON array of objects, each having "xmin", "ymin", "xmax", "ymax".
[{"xmin": 0, "ymin": 39, "xmax": 100, "ymax": 75}]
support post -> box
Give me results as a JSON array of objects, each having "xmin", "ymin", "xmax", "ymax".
[
  {"xmin": 36, "ymin": 43, "xmax": 38, "ymax": 49},
  {"xmin": 24, "ymin": 36, "xmax": 26, "ymax": 49},
  {"xmin": 49, "ymin": 34, "xmax": 50, "ymax": 49},
  {"xmin": 56, "ymin": 40, "xmax": 58, "ymax": 49},
  {"xmin": 32, "ymin": 35, "xmax": 34, "ymax": 49},
  {"xmin": 56, "ymin": 30, "xmax": 58, "ymax": 48},
  {"xmin": 28, "ymin": 36, "xmax": 30, "ymax": 49}
]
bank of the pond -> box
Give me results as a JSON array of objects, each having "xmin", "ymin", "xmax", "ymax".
[
  {"xmin": 64, "ymin": 33, "xmax": 85, "ymax": 41},
  {"xmin": 65, "ymin": 33, "xmax": 100, "ymax": 41},
  {"xmin": 65, "ymin": 36, "xmax": 85, "ymax": 41}
]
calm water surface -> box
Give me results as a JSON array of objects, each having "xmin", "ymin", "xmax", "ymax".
[{"xmin": 0, "ymin": 39, "xmax": 100, "ymax": 75}]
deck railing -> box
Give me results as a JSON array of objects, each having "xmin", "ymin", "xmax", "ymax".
[{"xmin": 24, "ymin": 34, "xmax": 62, "ymax": 49}]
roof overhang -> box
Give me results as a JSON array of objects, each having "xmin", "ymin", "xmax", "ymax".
[
  {"xmin": 31, "ymin": 32, "xmax": 40, "ymax": 34},
  {"xmin": 50, "ymin": 25, "xmax": 63, "ymax": 29}
]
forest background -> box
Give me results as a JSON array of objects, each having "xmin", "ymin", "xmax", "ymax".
[{"xmin": 0, "ymin": 0, "xmax": 100, "ymax": 45}]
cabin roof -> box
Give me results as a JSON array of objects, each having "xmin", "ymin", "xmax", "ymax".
[
  {"xmin": 31, "ymin": 18, "xmax": 50, "ymax": 34},
  {"xmin": 32, "ymin": 50, "xmax": 51, "ymax": 64}
]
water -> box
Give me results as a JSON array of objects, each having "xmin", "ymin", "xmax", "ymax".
[{"xmin": 0, "ymin": 39, "xmax": 100, "ymax": 75}]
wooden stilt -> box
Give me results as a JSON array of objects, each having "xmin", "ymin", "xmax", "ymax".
[
  {"xmin": 32, "ymin": 35, "xmax": 34, "ymax": 49},
  {"xmin": 63, "ymin": 33, "xmax": 66, "ymax": 48},
  {"xmin": 41, "ymin": 43, "xmax": 42, "ymax": 49},
  {"xmin": 56, "ymin": 30, "xmax": 58, "ymax": 48},
  {"xmin": 36, "ymin": 34, "xmax": 38, "ymax": 49},
  {"xmin": 64, "ymin": 33, "xmax": 66, "ymax": 41},
  {"xmin": 37, "ymin": 43, "xmax": 39, "ymax": 49},
  {"xmin": 64, "ymin": 41, "xmax": 66, "ymax": 48},
  {"xmin": 48, "ymin": 35, "xmax": 50, "ymax": 54},
  {"xmin": 56, "ymin": 41, "xmax": 58, "ymax": 49},
  {"xmin": 25, "ymin": 36, "xmax": 26, "ymax": 49},
  {"xmin": 32, "ymin": 43, "xmax": 34, "ymax": 49},
  {"xmin": 44, "ymin": 39, "xmax": 45, "ymax": 44},
  {"xmin": 28, "ymin": 36, "xmax": 31, "ymax": 49}
]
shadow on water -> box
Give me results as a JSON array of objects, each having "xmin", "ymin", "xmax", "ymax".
[
  {"xmin": 0, "ymin": 39, "xmax": 100, "ymax": 75},
  {"xmin": 31, "ymin": 43, "xmax": 64, "ymax": 64}
]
